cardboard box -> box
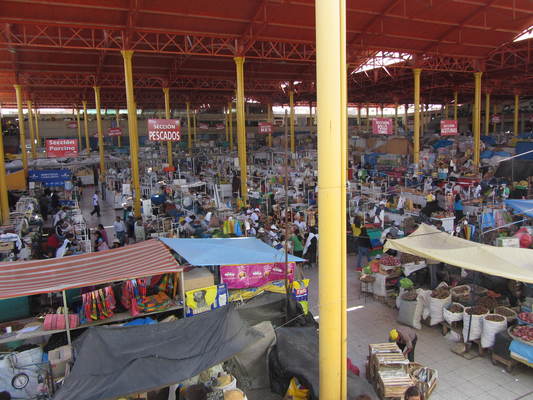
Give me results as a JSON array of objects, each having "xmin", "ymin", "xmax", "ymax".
[
  {"xmin": 48, "ymin": 344, "xmax": 72, "ymax": 378},
  {"xmin": 183, "ymin": 268, "xmax": 214, "ymax": 292}
]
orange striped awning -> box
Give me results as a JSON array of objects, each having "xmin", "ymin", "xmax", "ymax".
[{"xmin": 0, "ymin": 239, "xmax": 181, "ymax": 299}]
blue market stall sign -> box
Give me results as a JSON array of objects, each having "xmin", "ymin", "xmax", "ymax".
[{"xmin": 29, "ymin": 169, "xmax": 72, "ymax": 187}]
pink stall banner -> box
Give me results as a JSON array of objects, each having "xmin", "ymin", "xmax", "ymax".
[
  {"xmin": 220, "ymin": 262, "xmax": 295, "ymax": 289},
  {"xmin": 372, "ymin": 118, "xmax": 393, "ymax": 135}
]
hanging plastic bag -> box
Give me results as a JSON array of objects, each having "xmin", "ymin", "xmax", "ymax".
[{"xmin": 285, "ymin": 377, "xmax": 309, "ymax": 400}]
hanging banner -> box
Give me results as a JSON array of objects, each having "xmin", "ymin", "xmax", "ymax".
[
  {"xmin": 372, "ymin": 118, "xmax": 393, "ymax": 135},
  {"xmin": 147, "ymin": 119, "xmax": 181, "ymax": 141},
  {"xmin": 491, "ymin": 114, "xmax": 501, "ymax": 124},
  {"xmin": 216, "ymin": 123, "xmax": 225, "ymax": 130},
  {"xmin": 46, "ymin": 139, "xmax": 78, "ymax": 158},
  {"xmin": 29, "ymin": 169, "xmax": 72, "ymax": 187},
  {"xmin": 220, "ymin": 262, "xmax": 295, "ymax": 289},
  {"xmin": 185, "ymin": 284, "xmax": 228, "ymax": 317},
  {"xmin": 199, "ymin": 122, "xmax": 209, "ymax": 130},
  {"xmin": 440, "ymin": 120, "xmax": 458, "ymax": 136},
  {"xmin": 258, "ymin": 122, "xmax": 273, "ymax": 135},
  {"xmin": 107, "ymin": 127, "xmax": 122, "ymax": 136},
  {"xmin": 66, "ymin": 122, "xmax": 78, "ymax": 129}
]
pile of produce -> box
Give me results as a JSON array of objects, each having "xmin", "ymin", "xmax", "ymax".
[
  {"xmin": 485, "ymin": 315, "xmax": 505, "ymax": 322},
  {"xmin": 465, "ymin": 305, "xmax": 488, "ymax": 315},
  {"xmin": 451, "ymin": 285, "xmax": 471, "ymax": 301},
  {"xmin": 400, "ymin": 253, "xmax": 424, "ymax": 264},
  {"xmin": 471, "ymin": 285, "xmax": 488, "ymax": 296},
  {"xmin": 431, "ymin": 211, "xmax": 454, "ymax": 218},
  {"xmin": 401, "ymin": 290, "xmax": 418, "ymax": 301},
  {"xmin": 431, "ymin": 287, "xmax": 451, "ymax": 299},
  {"xmin": 380, "ymin": 255, "xmax": 401, "ymax": 267},
  {"xmin": 518, "ymin": 312, "xmax": 533, "ymax": 324},
  {"xmin": 360, "ymin": 274, "xmax": 375, "ymax": 283},
  {"xmin": 448, "ymin": 304, "xmax": 464, "ymax": 313},
  {"xmin": 476, "ymin": 296, "xmax": 498, "ymax": 311},
  {"xmin": 511, "ymin": 326, "xmax": 533, "ymax": 343},
  {"xmin": 494, "ymin": 306, "xmax": 517, "ymax": 322}
]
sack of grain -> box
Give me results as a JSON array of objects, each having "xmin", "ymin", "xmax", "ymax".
[
  {"xmin": 429, "ymin": 292, "xmax": 452, "ymax": 326},
  {"xmin": 481, "ymin": 314, "xmax": 507, "ymax": 348},
  {"xmin": 463, "ymin": 306, "xmax": 489, "ymax": 342},
  {"xmin": 443, "ymin": 303, "xmax": 465, "ymax": 324},
  {"xmin": 398, "ymin": 297, "xmax": 423, "ymax": 330},
  {"xmin": 494, "ymin": 306, "xmax": 517, "ymax": 324}
]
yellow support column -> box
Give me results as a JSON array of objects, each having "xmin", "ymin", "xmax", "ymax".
[
  {"xmin": 473, "ymin": 72, "xmax": 482, "ymax": 167},
  {"xmin": 186, "ymin": 102, "xmax": 192, "ymax": 152},
  {"xmin": 93, "ymin": 86, "xmax": 106, "ymax": 178},
  {"xmin": 234, "ymin": 56, "xmax": 248, "ymax": 204},
  {"xmin": 289, "ymin": 89, "xmax": 295, "ymax": 153},
  {"xmin": 193, "ymin": 110, "xmax": 197, "ymax": 144},
  {"xmin": 453, "ymin": 91, "xmax": 458, "ymax": 121},
  {"xmin": 316, "ymin": 0, "xmax": 346, "ymax": 397},
  {"xmin": 228, "ymin": 102, "xmax": 234, "ymax": 151},
  {"xmin": 26, "ymin": 100, "xmax": 36, "ymax": 159},
  {"xmin": 121, "ymin": 50, "xmax": 142, "ymax": 217},
  {"xmin": 82, "ymin": 100, "xmax": 90, "ymax": 152},
  {"xmin": 115, "ymin": 109, "xmax": 121, "ymax": 147},
  {"xmin": 413, "ymin": 69, "xmax": 421, "ymax": 164},
  {"xmin": 34, "ymin": 109, "xmax": 41, "ymax": 146},
  {"xmin": 225, "ymin": 107, "xmax": 229, "ymax": 142},
  {"xmin": 394, "ymin": 103, "xmax": 398, "ymax": 133},
  {"xmin": 267, "ymin": 103, "xmax": 273, "ymax": 147},
  {"xmin": 163, "ymin": 88, "xmax": 173, "ymax": 167},
  {"xmin": 485, "ymin": 92, "xmax": 490, "ymax": 136},
  {"xmin": 513, "ymin": 93, "xmax": 520, "ymax": 136},
  {"xmin": 14, "ymin": 85, "xmax": 28, "ymax": 172},
  {"xmin": 0, "ymin": 109, "xmax": 10, "ymax": 224},
  {"xmin": 76, "ymin": 108, "xmax": 82, "ymax": 148}
]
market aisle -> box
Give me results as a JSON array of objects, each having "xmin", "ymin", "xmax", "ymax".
[
  {"xmin": 305, "ymin": 260, "xmax": 533, "ymax": 400},
  {"xmin": 78, "ymin": 185, "xmax": 118, "ymax": 242}
]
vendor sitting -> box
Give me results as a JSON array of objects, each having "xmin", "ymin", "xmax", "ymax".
[{"xmin": 389, "ymin": 327, "xmax": 417, "ymax": 362}]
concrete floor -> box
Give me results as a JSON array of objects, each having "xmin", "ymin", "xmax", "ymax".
[{"xmin": 85, "ymin": 194, "xmax": 533, "ymax": 400}]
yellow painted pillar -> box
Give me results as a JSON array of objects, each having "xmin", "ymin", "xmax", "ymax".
[
  {"xmin": 115, "ymin": 109, "xmax": 121, "ymax": 147},
  {"xmin": 228, "ymin": 102, "xmax": 234, "ymax": 151},
  {"xmin": 186, "ymin": 102, "xmax": 192, "ymax": 152},
  {"xmin": 484, "ymin": 92, "xmax": 490, "ymax": 136},
  {"xmin": 453, "ymin": 91, "xmax": 458, "ymax": 121},
  {"xmin": 289, "ymin": 90, "xmax": 295, "ymax": 153},
  {"xmin": 34, "ymin": 109, "xmax": 41, "ymax": 146},
  {"xmin": 224, "ymin": 107, "xmax": 229, "ymax": 142},
  {"xmin": 14, "ymin": 85, "xmax": 28, "ymax": 172},
  {"xmin": 473, "ymin": 72, "xmax": 482, "ymax": 167},
  {"xmin": 394, "ymin": 103, "xmax": 398, "ymax": 133},
  {"xmin": 93, "ymin": 86, "xmax": 105, "ymax": 178},
  {"xmin": 413, "ymin": 68, "xmax": 421, "ymax": 164},
  {"xmin": 26, "ymin": 100, "xmax": 36, "ymax": 159},
  {"xmin": 0, "ymin": 109, "xmax": 10, "ymax": 224},
  {"xmin": 121, "ymin": 50, "xmax": 142, "ymax": 217},
  {"xmin": 82, "ymin": 100, "xmax": 90, "ymax": 152},
  {"xmin": 193, "ymin": 110, "xmax": 197, "ymax": 144},
  {"xmin": 316, "ymin": 0, "xmax": 346, "ymax": 397},
  {"xmin": 513, "ymin": 93, "xmax": 519, "ymax": 136},
  {"xmin": 76, "ymin": 108, "xmax": 82, "ymax": 149},
  {"xmin": 163, "ymin": 88, "xmax": 173, "ymax": 167},
  {"xmin": 234, "ymin": 56, "xmax": 248, "ymax": 204},
  {"xmin": 267, "ymin": 103, "xmax": 273, "ymax": 147}
]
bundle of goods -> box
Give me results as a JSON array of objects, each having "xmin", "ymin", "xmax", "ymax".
[
  {"xmin": 368, "ymin": 343, "xmax": 413, "ymax": 399},
  {"xmin": 494, "ymin": 306, "xmax": 518, "ymax": 324},
  {"xmin": 400, "ymin": 253, "xmax": 425, "ymax": 266},
  {"xmin": 121, "ymin": 276, "xmax": 172, "ymax": 316},
  {"xmin": 476, "ymin": 296, "xmax": 498, "ymax": 312},
  {"xmin": 81, "ymin": 286, "xmax": 116, "ymax": 323},
  {"xmin": 443, "ymin": 303, "xmax": 465, "ymax": 324},
  {"xmin": 429, "ymin": 286, "xmax": 452, "ymax": 326},
  {"xmin": 509, "ymin": 325, "xmax": 533, "ymax": 344},
  {"xmin": 481, "ymin": 314, "xmax": 507, "ymax": 348},
  {"xmin": 44, "ymin": 313, "xmax": 79, "ymax": 330},
  {"xmin": 451, "ymin": 285, "xmax": 471, "ymax": 303},
  {"xmin": 463, "ymin": 306, "xmax": 489, "ymax": 342},
  {"xmin": 518, "ymin": 311, "xmax": 533, "ymax": 325}
]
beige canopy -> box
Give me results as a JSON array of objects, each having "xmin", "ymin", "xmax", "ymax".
[{"xmin": 384, "ymin": 224, "xmax": 533, "ymax": 284}]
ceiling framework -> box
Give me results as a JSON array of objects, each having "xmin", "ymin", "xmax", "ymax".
[{"xmin": 0, "ymin": 0, "xmax": 531, "ymax": 109}]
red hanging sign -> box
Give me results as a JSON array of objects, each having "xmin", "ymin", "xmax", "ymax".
[
  {"xmin": 440, "ymin": 120, "xmax": 458, "ymax": 136},
  {"xmin": 46, "ymin": 139, "xmax": 79, "ymax": 158},
  {"xmin": 491, "ymin": 114, "xmax": 501, "ymax": 124},
  {"xmin": 199, "ymin": 122, "xmax": 209, "ymax": 130},
  {"xmin": 258, "ymin": 122, "xmax": 273, "ymax": 135},
  {"xmin": 147, "ymin": 119, "xmax": 181, "ymax": 141},
  {"xmin": 372, "ymin": 118, "xmax": 393, "ymax": 135},
  {"xmin": 108, "ymin": 127, "xmax": 122, "ymax": 136},
  {"xmin": 216, "ymin": 123, "xmax": 225, "ymax": 130}
]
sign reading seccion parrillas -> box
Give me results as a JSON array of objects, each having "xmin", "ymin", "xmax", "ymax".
[{"xmin": 147, "ymin": 119, "xmax": 181, "ymax": 141}]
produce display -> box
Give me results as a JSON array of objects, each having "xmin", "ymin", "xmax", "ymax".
[
  {"xmin": 476, "ymin": 296, "xmax": 498, "ymax": 311},
  {"xmin": 518, "ymin": 312, "xmax": 533, "ymax": 324},
  {"xmin": 510, "ymin": 326, "xmax": 533, "ymax": 343},
  {"xmin": 431, "ymin": 287, "xmax": 450, "ymax": 299},
  {"xmin": 399, "ymin": 253, "xmax": 425, "ymax": 264},
  {"xmin": 401, "ymin": 290, "xmax": 418, "ymax": 301},
  {"xmin": 400, "ymin": 278, "xmax": 414, "ymax": 289},
  {"xmin": 494, "ymin": 306, "xmax": 517, "ymax": 322},
  {"xmin": 485, "ymin": 315, "xmax": 505, "ymax": 322},
  {"xmin": 380, "ymin": 255, "xmax": 401, "ymax": 267},
  {"xmin": 448, "ymin": 304, "xmax": 464, "ymax": 313},
  {"xmin": 465, "ymin": 305, "xmax": 489, "ymax": 315},
  {"xmin": 431, "ymin": 211, "xmax": 454, "ymax": 218}
]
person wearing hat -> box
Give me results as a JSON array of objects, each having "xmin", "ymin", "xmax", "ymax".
[
  {"xmin": 389, "ymin": 326, "xmax": 417, "ymax": 362},
  {"xmin": 373, "ymin": 201, "xmax": 386, "ymax": 228}
]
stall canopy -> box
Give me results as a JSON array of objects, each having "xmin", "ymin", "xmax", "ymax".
[
  {"xmin": 54, "ymin": 305, "xmax": 260, "ymax": 400},
  {"xmin": 505, "ymin": 200, "xmax": 533, "ymax": 218},
  {"xmin": 0, "ymin": 240, "xmax": 181, "ymax": 300},
  {"xmin": 384, "ymin": 224, "xmax": 533, "ymax": 284},
  {"xmin": 160, "ymin": 237, "xmax": 305, "ymax": 266}
]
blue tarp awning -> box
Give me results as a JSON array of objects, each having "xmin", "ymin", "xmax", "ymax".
[
  {"xmin": 505, "ymin": 200, "xmax": 533, "ymax": 218},
  {"xmin": 159, "ymin": 237, "xmax": 305, "ymax": 266}
]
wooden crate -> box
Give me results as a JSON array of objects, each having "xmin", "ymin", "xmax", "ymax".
[{"xmin": 377, "ymin": 374, "xmax": 414, "ymax": 399}]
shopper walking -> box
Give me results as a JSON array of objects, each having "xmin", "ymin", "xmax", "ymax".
[
  {"xmin": 90, "ymin": 191, "xmax": 101, "ymax": 217},
  {"xmin": 355, "ymin": 226, "xmax": 372, "ymax": 270},
  {"xmin": 113, "ymin": 216, "xmax": 126, "ymax": 246}
]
